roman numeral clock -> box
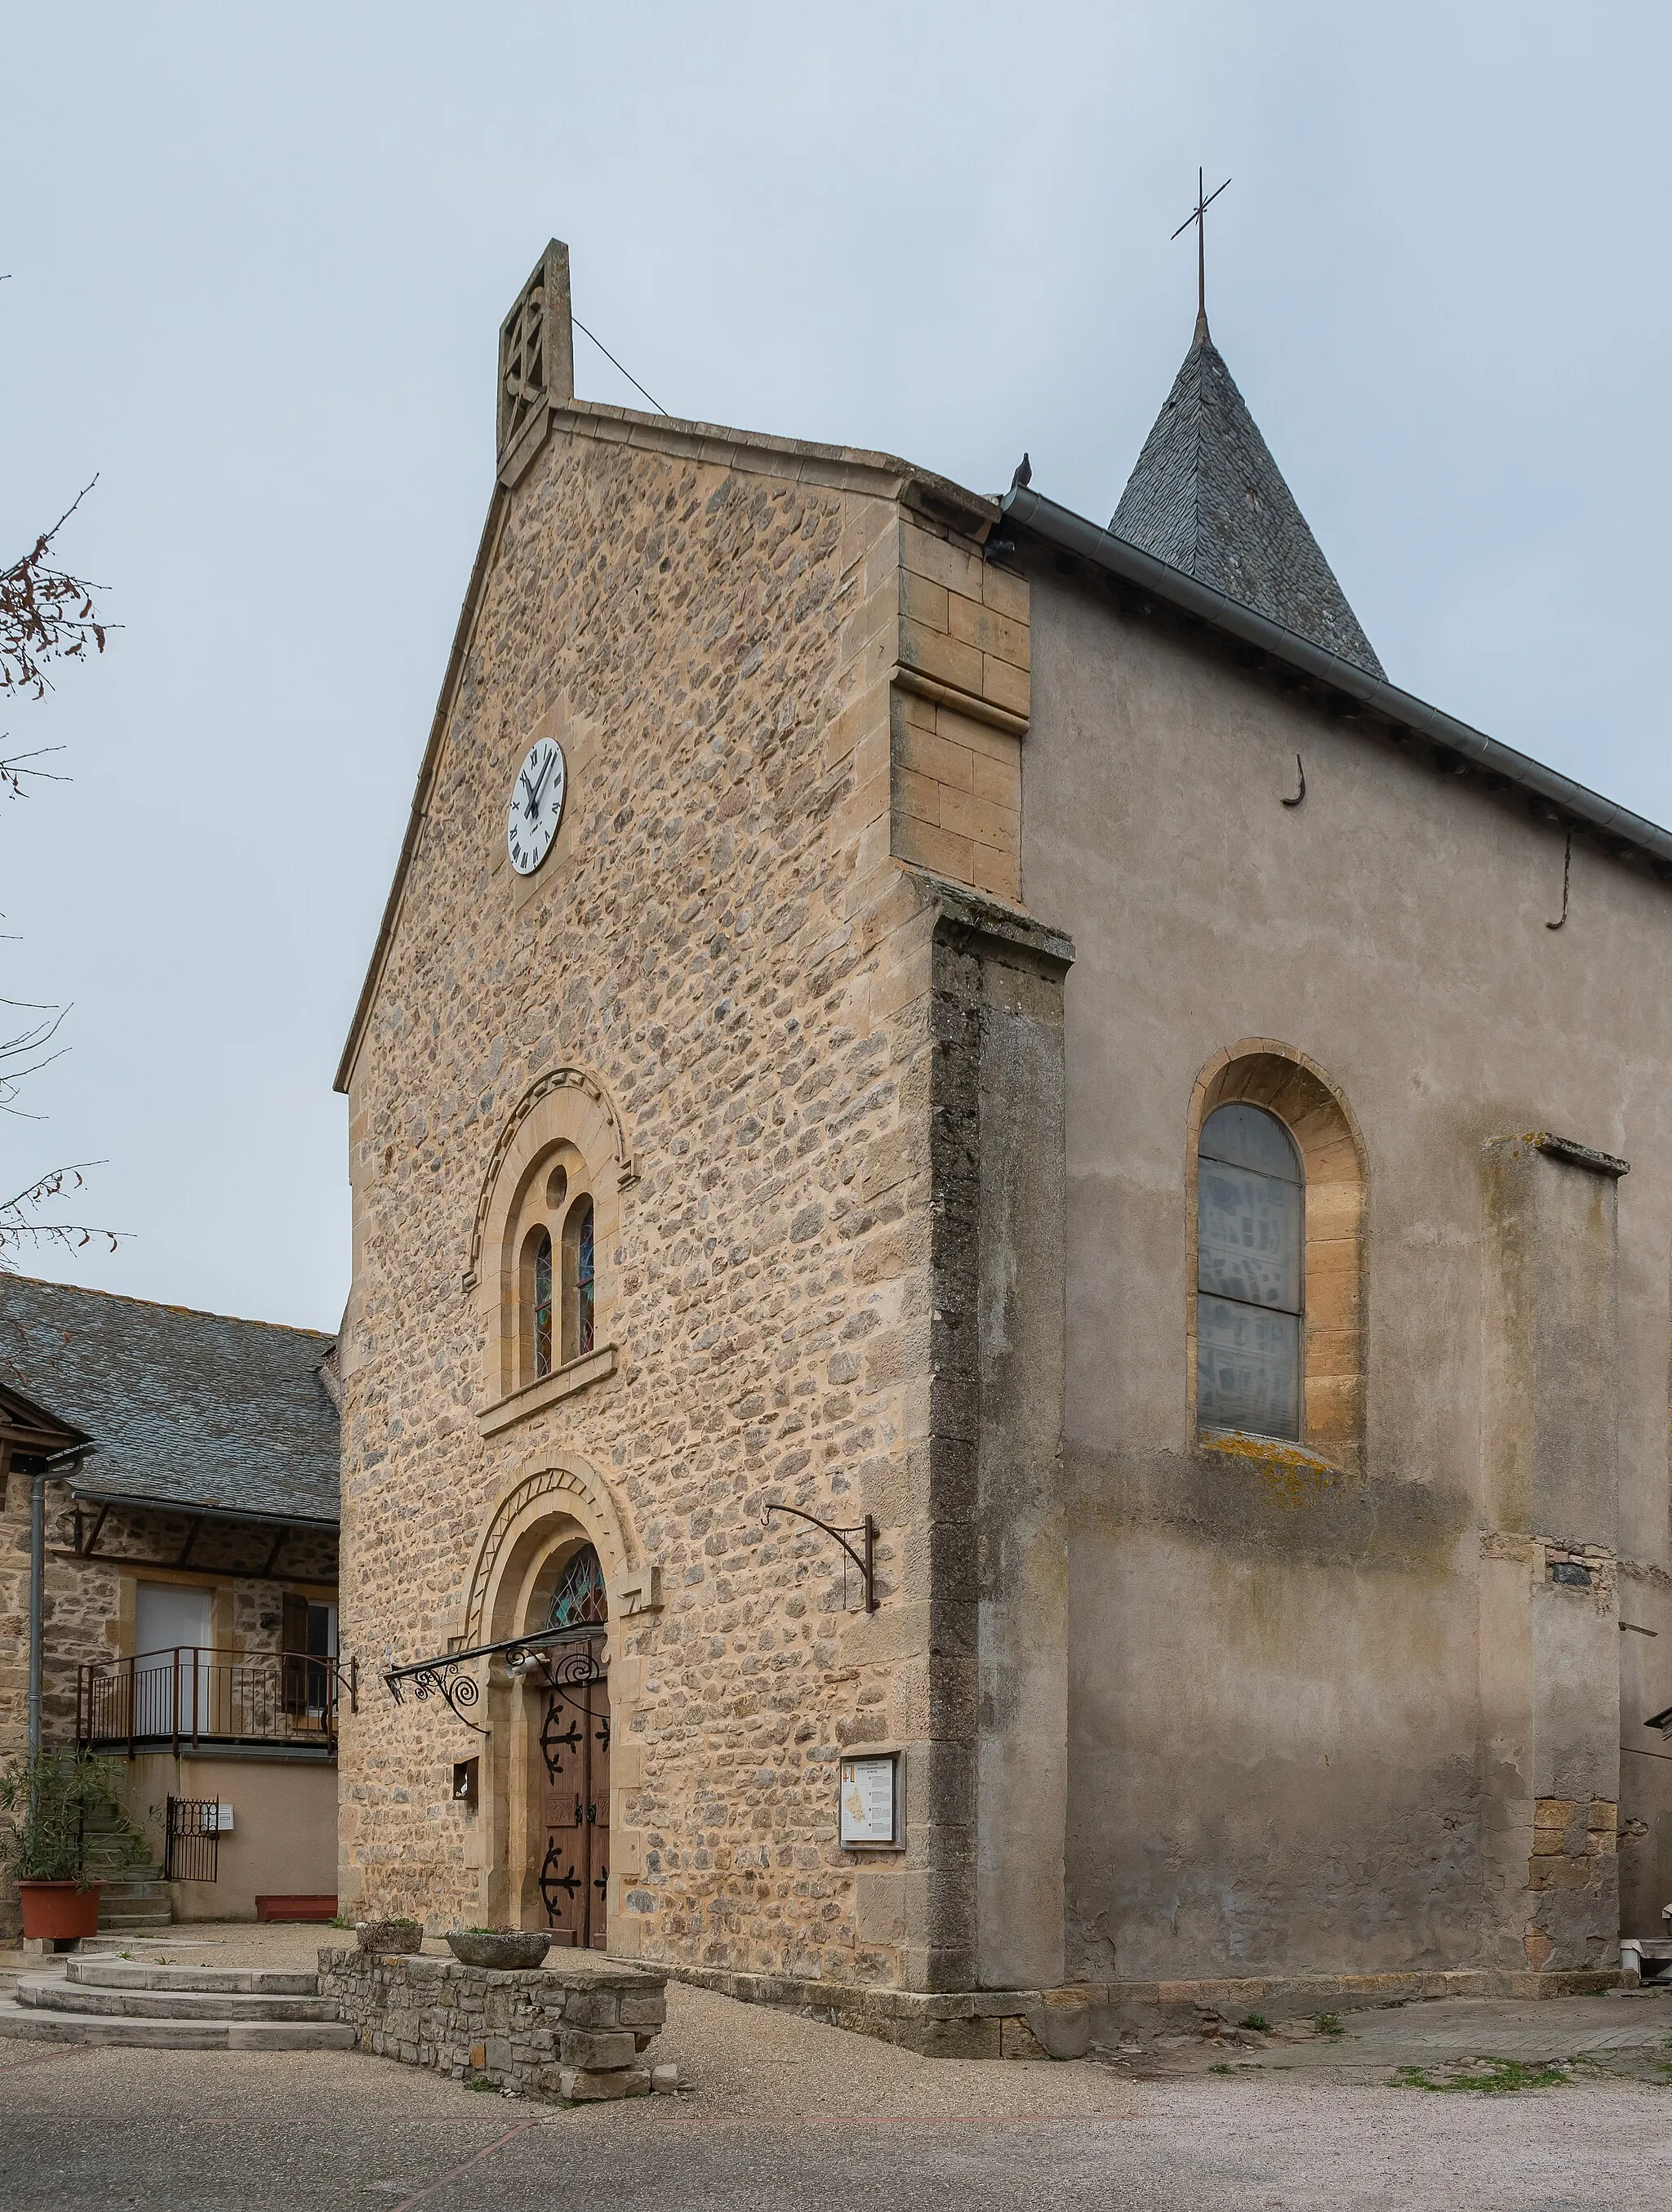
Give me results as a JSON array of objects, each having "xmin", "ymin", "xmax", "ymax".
[{"xmin": 506, "ymin": 735, "xmax": 567, "ymax": 875}]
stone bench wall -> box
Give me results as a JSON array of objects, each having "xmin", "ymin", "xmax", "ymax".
[{"xmin": 318, "ymin": 1947, "xmax": 666, "ymax": 2101}]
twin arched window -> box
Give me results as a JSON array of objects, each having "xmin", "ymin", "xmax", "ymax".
[
  {"xmin": 1196, "ymin": 1101, "xmax": 1305, "ymax": 1440},
  {"xmin": 520, "ymin": 1167, "xmax": 597, "ymax": 1384}
]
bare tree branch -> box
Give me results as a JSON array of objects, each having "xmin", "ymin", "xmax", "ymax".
[
  {"xmin": 0, "ymin": 1164, "xmax": 123, "ymax": 1271},
  {"xmin": 2, "ymin": 481, "xmax": 112, "ymax": 704},
  {"xmin": 0, "ymin": 744, "xmax": 67, "ymax": 797},
  {"xmin": 0, "ymin": 998, "xmax": 71, "ymax": 1112},
  {"xmin": 2, "ymin": 427, "xmax": 123, "ymax": 1262}
]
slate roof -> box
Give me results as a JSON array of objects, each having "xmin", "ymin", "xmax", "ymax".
[
  {"xmin": 0, "ymin": 1275, "xmax": 339, "ymax": 1524},
  {"xmin": 1111, "ymin": 314, "xmax": 1385, "ymax": 679}
]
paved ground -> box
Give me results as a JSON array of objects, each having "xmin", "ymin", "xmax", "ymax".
[{"xmin": 2, "ymin": 1925, "xmax": 1670, "ymax": 2209}]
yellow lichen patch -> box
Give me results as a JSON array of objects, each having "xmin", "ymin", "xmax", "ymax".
[{"xmin": 1198, "ymin": 1428, "xmax": 1350, "ymax": 1506}]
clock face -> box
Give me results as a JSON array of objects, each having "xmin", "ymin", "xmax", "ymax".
[{"xmin": 506, "ymin": 737, "xmax": 567, "ymax": 876}]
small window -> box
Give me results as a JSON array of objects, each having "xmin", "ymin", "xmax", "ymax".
[
  {"xmin": 1197, "ymin": 1102, "xmax": 1304, "ymax": 1439},
  {"xmin": 531, "ymin": 1230, "xmax": 554, "ymax": 1378},
  {"xmin": 548, "ymin": 1543, "xmax": 607, "ymax": 1629},
  {"xmin": 562, "ymin": 1198, "xmax": 595, "ymax": 1363}
]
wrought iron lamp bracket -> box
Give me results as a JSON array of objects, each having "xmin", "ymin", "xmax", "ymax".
[{"xmin": 760, "ymin": 1502, "xmax": 878, "ymax": 1613}]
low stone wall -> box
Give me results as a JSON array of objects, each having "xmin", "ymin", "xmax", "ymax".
[
  {"xmin": 663, "ymin": 1965, "xmax": 1102, "ymax": 2058},
  {"xmin": 662, "ymin": 1961, "xmax": 1625, "ymax": 2061},
  {"xmin": 318, "ymin": 1948, "xmax": 667, "ymax": 2101}
]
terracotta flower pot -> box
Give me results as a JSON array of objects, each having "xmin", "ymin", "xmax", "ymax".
[{"xmin": 19, "ymin": 1880, "xmax": 103, "ymax": 1941}]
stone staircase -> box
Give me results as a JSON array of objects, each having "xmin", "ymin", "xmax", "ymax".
[
  {"xmin": 0, "ymin": 1956, "xmax": 354, "ymax": 2049},
  {"xmin": 83, "ymin": 1797, "xmax": 171, "ymax": 1932}
]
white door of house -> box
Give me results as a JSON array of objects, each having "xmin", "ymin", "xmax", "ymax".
[{"xmin": 135, "ymin": 1583, "xmax": 213, "ymax": 1737}]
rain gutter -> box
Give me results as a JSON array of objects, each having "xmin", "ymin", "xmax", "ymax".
[{"xmin": 67, "ymin": 1484, "xmax": 338, "ymax": 1533}]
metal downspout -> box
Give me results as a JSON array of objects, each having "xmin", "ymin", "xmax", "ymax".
[
  {"xmin": 27, "ymin": 1471, "xmax": 43, "ymax": 1760},
  {"xmin": 27, "ymin": 1444, "xmax": 93, "ymax": 1761}
]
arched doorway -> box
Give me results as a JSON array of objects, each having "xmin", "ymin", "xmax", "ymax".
[{"xmin": 531, "ymin": 1542, "xmax": 611, "ymax": 1949}]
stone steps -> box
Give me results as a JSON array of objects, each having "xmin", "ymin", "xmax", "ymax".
[
  {"xmin": 82, "ymin": 1799, "xmax": 174, "ymax": 1929},
  {"xmin": 0, "ymin": 2001, "xmax": 354, "ymax": 2050},
  {"xmin": 17, "ymin": 1975, "xmax": 339, "ymax": 2021},
  {"xmin": 0, "ymin": 1961, "xmax": 354, "ymax": 2050},
  {"xmin": 97, "ymin": 1877, "xmax": 173, "ymax": 1933},
  {"xmin": 68, "ymin": 1960, "xmax": 320, "ymax": 1996}
]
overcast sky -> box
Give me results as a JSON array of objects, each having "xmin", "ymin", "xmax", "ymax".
[{"xmin": 4, "ymin": 2, "xmax": 1669, "ymax": 1331}]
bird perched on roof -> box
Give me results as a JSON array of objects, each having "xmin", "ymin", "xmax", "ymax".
[{"xmin": 1010, "ymin": 452, "xmax": 1032, "ymax": 492}]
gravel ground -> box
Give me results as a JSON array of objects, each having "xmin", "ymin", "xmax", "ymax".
[{"xmin": 2, "ymin": 1925, "xmax": 1669, "ymax": 2209}]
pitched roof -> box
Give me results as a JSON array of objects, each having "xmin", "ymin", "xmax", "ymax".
[
  {"xmin": 0, "ymin": 1275, "xmax": 339, "ymax": 1524},
  {"xmin": 1110, "ymin": 314, "xmax": 1385, "ymax": 679}
]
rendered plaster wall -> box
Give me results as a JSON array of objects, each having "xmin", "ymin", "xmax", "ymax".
[
  {"xmin": 120, "ymin": 1753, "xmax": 338, "ymax": 1920},
  {"xmin": 1021, "ymin": 569, "xmax": 1672, "ymax": 1980},
  {"xmin": 1479, "ymin": 1137, "xmax": 1623, "ymax": 1969},
  {"xmin": 336, "ymin": 403, "xmax": 1055, "ymax": 1991},
  {"xmin": 922, "ymin": 910, "xmax": 1071, "ymax": 1992}
]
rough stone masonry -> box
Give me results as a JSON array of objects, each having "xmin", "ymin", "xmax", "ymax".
[
  {"xmin": 319, "ymin": 1949, "xmax": 668, "ymax": 2100},
  {"xmin": 333, "ymin": 238, "xmax": 1070, "ymax": 2009}
]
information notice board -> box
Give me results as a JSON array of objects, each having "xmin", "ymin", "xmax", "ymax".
[{"xmin": 838, "ymin": 1752, "xmax": 901, "ymax": 1848}]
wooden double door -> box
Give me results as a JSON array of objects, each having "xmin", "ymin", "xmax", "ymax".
[{"xmin": 536, "ymin": 1656, "xmax": 610, "ymax": 1949}]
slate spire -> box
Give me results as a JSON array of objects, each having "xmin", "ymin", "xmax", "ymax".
[{"xmin": 1111, "ymin": 316, "xmax": 1384, "ymax": 679}]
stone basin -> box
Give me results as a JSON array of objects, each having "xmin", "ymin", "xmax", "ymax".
[{"xmin": 445, "ymin": 1929, "xmax": 554, "ymax": 1969}]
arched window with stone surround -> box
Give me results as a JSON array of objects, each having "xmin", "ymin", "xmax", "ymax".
[
  {"xmin": 1196, "ymin": 1102, "xmax": 1305, "ymax": 1439},
  {"xmin": 562, "ymin": 1196, "xmax": 595, "ymax": 1364},
  {"xmin": 1185, "ymin": 1044, "xmax": 1367, "ymax": 1467}
]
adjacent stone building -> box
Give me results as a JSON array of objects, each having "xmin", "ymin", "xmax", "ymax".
[
  {"xmin": 333, "ymin": 243, "xmax": 1672, "ymax": 2041},
  {"xmin": 0, "ymin": 1277, "xmax": 342, "ymax": 1927}
]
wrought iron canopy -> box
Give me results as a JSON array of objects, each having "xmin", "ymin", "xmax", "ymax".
[{"xmin": 382, "ymin": 1622, "xmax": 605, "ymax": 1735}]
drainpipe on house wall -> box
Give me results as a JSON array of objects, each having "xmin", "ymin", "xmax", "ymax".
[{"xmin": 28, "ymin": 1468, "xmax": 44, "ymax": 1760}]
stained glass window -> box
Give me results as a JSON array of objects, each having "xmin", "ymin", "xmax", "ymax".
[
  {"xmin": 1197, "ymin": 1102, "xmax": 1304, "ymax": 1439},
  {"xmin": 563, "ymin": 1196, "xmax": 595, "ymax": 1363},
  {"xmin": 576, "ymin": 1203, "xmax": 595, "ymax": 1358},
  {"xmin": 531, "ymin": 1230, "xmax": 554, "ymax": 1378},
  {"xmin": 548, "ymin": 1542, "xmax": 607, "ymax": 1629}
]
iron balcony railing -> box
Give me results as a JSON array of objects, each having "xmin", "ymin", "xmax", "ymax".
[{"xmin": 76, "ymin": 1645, "xmax": 355, "ymax": 1757}]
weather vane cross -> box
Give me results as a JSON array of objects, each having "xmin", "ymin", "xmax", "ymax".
[{"xmin": 1172, "ymin": 166, "xmax": 1232, "ymax": 330}]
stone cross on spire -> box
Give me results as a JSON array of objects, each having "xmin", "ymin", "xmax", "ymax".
[{"xmin": 1171, "ymin": 168, "xmax": 1231, "ymax": 338}]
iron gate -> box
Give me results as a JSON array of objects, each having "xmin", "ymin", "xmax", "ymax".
[{"xmin": 163, "ymin": 1797, "xmax": 220, "ymax": 1882}]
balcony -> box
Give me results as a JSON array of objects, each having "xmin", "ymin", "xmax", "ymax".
[{"xmin": 78, "ymin": 1645, "xmax": 354, "ymax": 1759}]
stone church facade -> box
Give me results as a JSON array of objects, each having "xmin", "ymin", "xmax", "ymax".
[{"xmin": 334, "ymin": 243, "xmax": 1672, "ymax": 2042}]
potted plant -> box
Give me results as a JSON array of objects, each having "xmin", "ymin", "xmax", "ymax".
[{"xmin": 0, "ymin": 1749, "xmax": 124, "ymax": 1942}]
